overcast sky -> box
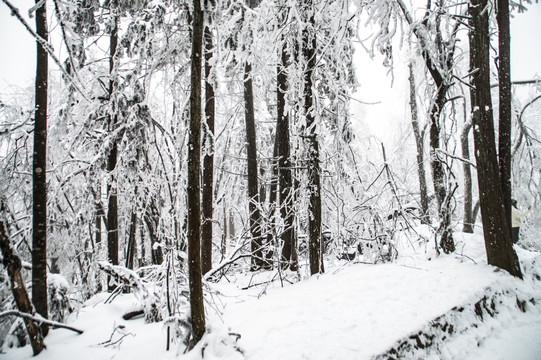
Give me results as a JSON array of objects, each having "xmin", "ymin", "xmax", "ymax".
[{"xmin": 0, "ymin": 1, "xmax": 540, "ymax": 90}]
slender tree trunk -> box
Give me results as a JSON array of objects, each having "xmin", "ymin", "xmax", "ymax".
[
  {"xmin": 469, "ymin": 0, "xmax": 522, "ymax": 278},
  {"xmin": 126, "ymin": 210, "xmax": 137, "ymax": 270},
  {"xmin": 242, "ymin": 0, "xmax": 266, "ymax": 270},
  {"xmin": 244, "ymin": 61, "xmax": 265, "ymax": 270},
  {"xmin": 408, "ymin": 63, "xmax": 430, "ymax": 224},
  {"xmin": 277, "ymin": 39, "xmax": 296, "ymax": 270},
  {"xmin": 201, "ymin": 24, "xmax": 215, "ymax": 275},
  {"xmin": 187, "ymin": 0, "xmax": 206, "ymax": 344},
  {"xmin": 461, "ymin": 121, "xmax": 474, "ymax": 232},
  {"xmin": 0, "ymin": 208, "xmax": 45, "ymax": 355},
  {"xmin": 107, "ymin": 17, "xmax": 119, "ymax": 278},
  {"xmin": 303, "ymin": 0, "xmax": 324, "ymax": 275},
  {"xmin": 497, "ymin": 0, "xmax": 512, "ymax": 237},
  {"xmin": 429, "ymin": 83, "xmax": 455, "ymax": 253},
  {"xmin": 32, "ymin": 0, "xmax": 49, "ymax": 335}
]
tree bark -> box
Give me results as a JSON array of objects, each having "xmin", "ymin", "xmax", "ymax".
[
  {"xmin": 244, "ymin": 61, "xmax": 265, "ymax": 270},
  {"xmin": 277, "ymin": 39, "xmax": 297, "ymax": 270},
  {"xmin": 469, "ymin": 0, "xmax": 522, "ymax": 278},
  {"xmin": 461, "ymin": 121, "xmax": 474, "ymax": 233},
  {"xmin": 32, "ymin": 0, "xmax": 49, "ymax": 335},
  {"xmin": 408, "ymin": 63, "xmax": 430, "ymax": 224},
  {"xmin": 201, "ymin": 24, "xmax": 215, "ymax": 275},
  {"xmin": 303, "ymin": 0, "xmax": 324, "ymax": 275},
  {"xmin": 106, "ymin": 17, "xmax": 119, "ymax": 279},
  {"xmin": 187, "ymin": 0, "xmax": 206, "ymax": 344},
  {"xmin": 126, "ymin": 210, "xmax": 137, "ymax": 270},
  {"xmin": 242, "ymin": 1, "xmax": 266, "ymax": 271},
  {"xmin": 1, "ymin": 204, "xmax": 45, "ymax": 355},
  {"xmin": 429, "ymin": 83, "xmax": 455, "ymax": 254},
  {"xmin": 497, "ymin": 0, "xmax": 512, "ymax": 238}
]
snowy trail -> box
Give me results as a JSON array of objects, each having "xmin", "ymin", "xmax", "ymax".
[{"xmin": 213, "ymin": 260, "xmax": 506, "ymax": 360}]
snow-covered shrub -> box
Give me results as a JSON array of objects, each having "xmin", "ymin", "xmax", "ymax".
[{"xmin": 48, "ymin": 273, "xmax": 73, "ymax": 323}]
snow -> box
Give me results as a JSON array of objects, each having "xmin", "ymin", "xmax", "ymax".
[{"xmin": 3, "ymin": 231, "xmax": 541, "ymax": 360}]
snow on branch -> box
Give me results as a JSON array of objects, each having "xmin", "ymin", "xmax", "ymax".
[
  {"xmin": 98, "ymin": 261, "xmax": 162, "ymax": 322},
  {"xmin": 0, "ymin": 0, "xmax": 90, "ymax": 102},
  {"xmin": 0, "ymin": 310, "xmax": 83, "ymax": 334}
]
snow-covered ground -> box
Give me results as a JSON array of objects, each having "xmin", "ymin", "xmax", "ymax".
[{"xmin": 3, "ymin": 229, "xmax": 541, "ymax": 360}]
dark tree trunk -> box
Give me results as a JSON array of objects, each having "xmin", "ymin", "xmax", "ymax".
[
  {"xmin": 126, "ymin": 210, "xmax": 137, "ymax": 270},
  {"xmin": 32, "ymin": 0, "xmax": 49, "ymax": 335},
  {"xmin": 242, "ymin": 0, "xmax": 266, "ymax": 271},
  {"xmin": 408, "ymin": 63, "xmax": 430, "ymax": 224},
  {"xmin": 461, "ymin": 121, "xmax": 474, "ymax": 233},
  {"xmin": 277, "ymin": 39, "xmax": 297, "ymax": 270},
  {"xmin": 244, "ymin": 61, "xmax": 265, "ymax": 270},
  {"xmin": 201, "ymin": 24, "xmax": 215, "ymax": 275},
  {"xmin": 187, "ymin": 0, "xmax": 206, "ymax": 344},
  {"xmin": 303, "ymin": 0, "xmax": 324, "ymax": 275},
  {"xmin": 0, "ymin": 209, "xmax": 45, "ymax": 355},
  {"xmin": 469, "ymin": 0, "xmax": 522, "ymax": 278},
  {"xmin": 497, "ymin": 0, "xmax": 512, "ymax": 238},
  {"xmin": 106, "ymin": 18, "xmax": 119, "ymax": 278}
]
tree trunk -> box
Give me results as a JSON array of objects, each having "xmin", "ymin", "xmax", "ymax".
[
  {"xmin": 408, "ymin": 63, "xmax": 430, "ymax": 224},
  {"xmin": 106, "ymin": 17, "xmax": 119, "ymax": 280},
  {"xmin": 1, "ymin": 204, "xmax": 45, "ymax": 355},
  {"xmin": 126, "ymin": 210, "xmax": 137, "ymax": 270},
  {"xmin": 461, "ymin": 121, "xmax": 475, "ymax": 233},
  {"xmin": 277, "ymin": 39, "xmax": 297, "ymax": 270},
  {"xmin": 187, "ymin": 0, "xmax": 206, "ymax": 344},
  {"xmin": 303, "ymin": 0, "xmax": 324, "ymax": 275},
  {"xmin": 497, "ymin": 0, "xmax": 512, "ymax": 238},
  {"xmin": 201, "ymin": 24, "xmax": 215, "ymax": 275},
  {"xmin": 469, "ymin": 0, "xmax": 522, "ymax": 278},
  {"xmin": 32, "ymin": 0, "xmax": 49, "ymax": 336},
  {"xmin": 244, "ymin": 61, "xmax": 265, "ymax": 270},
  {"xmin": 429, "ymin": 83, "xmax": 455, "ymax": 254}
]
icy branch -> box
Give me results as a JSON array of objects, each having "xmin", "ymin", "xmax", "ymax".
[{"xmin": 0, "ymin": 310, "xmax": 83, "ymax": 334}]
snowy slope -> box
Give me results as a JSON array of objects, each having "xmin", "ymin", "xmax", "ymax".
[{"xmin": 3, "ymin": 231, "xmax": 541, "ymax": 360}]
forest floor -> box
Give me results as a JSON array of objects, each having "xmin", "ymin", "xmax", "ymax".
[{"xmin": 3, "ymin": 228, "xmax": 541, "ymax": 360}]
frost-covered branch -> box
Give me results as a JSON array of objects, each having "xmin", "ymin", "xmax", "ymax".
[
  {"xmin": 0, "ymin": 310, "xmax": 83, "ymax": 334},
  {"xmin": 0, "ymin": 0, "xmax": 90, "ymax": 102}
]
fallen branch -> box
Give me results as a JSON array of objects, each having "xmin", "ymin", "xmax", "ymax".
[
  {"xmin": 122, "ymin": 309, "xmax": 144, "ymax": 320},
  {"xmin": 0, "ymin": 310, "xmax": 83, "ymax": 334}
]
